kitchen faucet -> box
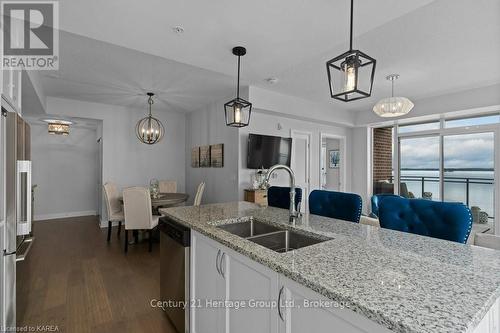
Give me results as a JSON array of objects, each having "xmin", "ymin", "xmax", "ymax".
[{"xmin": 265, "ymin": 164, "xmax": 300, "ymax": 222}]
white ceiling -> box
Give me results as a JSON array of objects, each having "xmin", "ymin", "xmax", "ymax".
[
  {"xmin": 41, "ymin": 31, "xmax": 236, "ymax": 112},
  {"xmin": 41, "ymin": 0, "xmax": 500, "ymax": 115}
]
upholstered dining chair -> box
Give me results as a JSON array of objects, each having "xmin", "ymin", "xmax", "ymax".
[
  {"xmin": 267, "ymin": 186, "xmax": 302, "ymax": 211},
  {"xmin": 103, "ymin": 182, "xmax": 124, "ymax": 242},
  {"xmin": 122, "ymin": 187, "xmax": 160, "ymax": 253},
  {"xmin": 309, "ymin": 190, "xmax": 363, "ymax": 223},
  {"xmin": 193, "ymin": 182, "xmax": 205, "ymax": 206},
  {"xmin": 378, "ymin": 196, "xmax": 472, "ymax": 244},
  {"xmin": 159, "ymin": 180, "xmax": 177, "ymax": 193}
]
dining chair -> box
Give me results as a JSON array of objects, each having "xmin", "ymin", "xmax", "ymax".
[
  {"xmin": 371, "ymin": 194, "xmax": 401, "ymax": 218},
  {"xmin": 267, "ymin": 186, "xmax": 302, "ymax": 211},
  {"xmin": 103, "ymin": 182, "xmax": 124, "ymax": 242},
  {"xmin": 159, "ymin": 180, "xmax": 177, "ymax": 193},
  {"xmin": 378, "ymin": 196, "xmax": 472, "ymax": 244},
  {"xmin": 193, "ymin": 182, "xmax": 205, "ymax": 206},
  {"xmin": 122, "ymin": 187, "xmax": 160, "ymax": 253},
  {"xmin": 308, "ymin": 190, "xmax": 362, "ymax": 223}
]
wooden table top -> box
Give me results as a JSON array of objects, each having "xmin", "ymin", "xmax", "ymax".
[{"xmin": 119, "ymin": 192, "xmax": 189, "ymax": 207}]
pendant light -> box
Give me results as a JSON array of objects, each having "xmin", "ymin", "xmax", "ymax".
[
  {"xmin": 373, "ymin": 74, "xmax": 414, "ymax": 118},
  {"xmin": 326, "ymin": 0, "xmax": 376, "ymax": 102},
  {"xmin": 224, "ymin": 46, "xmax": 252, "ymax": 127},
  {"xmin": 135, "ymin": 92, "xmax": 165, "ymax": 144}
]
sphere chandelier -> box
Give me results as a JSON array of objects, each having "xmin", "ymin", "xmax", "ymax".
[{"xmin": 136, "ymin": 92, "xmax": 165, "ymax": 144}]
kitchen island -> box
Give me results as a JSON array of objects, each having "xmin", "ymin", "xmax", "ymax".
[{"xmin": 161, "ymin": 202, "xmax": 500, "ymax": 333}]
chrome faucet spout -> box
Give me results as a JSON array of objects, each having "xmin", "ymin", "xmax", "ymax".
[{"xmin": 265, "ymin": 164, "xmax": 299, "ymax": 222}]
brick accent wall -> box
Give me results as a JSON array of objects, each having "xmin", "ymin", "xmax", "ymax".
[{"xmin": 373, "ymin": 127, "xmax": 393, "ymax": 182}]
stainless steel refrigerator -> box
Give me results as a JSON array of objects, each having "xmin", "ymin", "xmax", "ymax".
[{"xmin": 1, "ymin": 105, "xmax": 33, "ymax": 331}]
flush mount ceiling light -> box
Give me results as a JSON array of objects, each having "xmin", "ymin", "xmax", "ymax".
[
  {"xmin": 326, "ymin": 0, "xmax": 376, "ymax": 102},
  {"xmin": 43, "ymin": 119, "xmax": 72, "ymax": 135},
  {"xmin": 373, "ymin": 74, "xmax": 414, "ymax": 118},
  {"xmin": 136, "ymin": 92, "xmax": 165, "ymax": 145},
  {"xmin": 224, "ymin": 46, "xmax": 252, "ymax": 127}
]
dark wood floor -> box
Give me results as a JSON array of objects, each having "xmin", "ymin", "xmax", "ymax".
[{"xmin": 16, "ymin": 216, "xmax": 176, "ymax": 333}]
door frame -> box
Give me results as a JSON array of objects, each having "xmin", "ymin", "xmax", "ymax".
[
  {"xmin": 290, "ymin": 129, "xmax": 312, "ymax": 213},
  {"xmin": 319, "ymin": 132, "xmax": 346, "ymax": 192}
]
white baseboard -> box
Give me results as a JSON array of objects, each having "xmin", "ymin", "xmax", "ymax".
[{"xmin": 34, "ymin": 210, "xmax": 97, "ymax": 221}]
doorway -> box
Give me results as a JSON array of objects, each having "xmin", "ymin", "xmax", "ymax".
[
  {"xmin": 320, "ymin": 133, "xmax": 346, "ymax": 192},
  {"xmin": 290, "ymin": 130, "xmax": 311, "ymax": 213}
]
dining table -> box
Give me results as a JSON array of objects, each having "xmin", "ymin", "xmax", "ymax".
[{"xmin": 119, "ymin": 192, "xmax": 189, "ymax": 209}]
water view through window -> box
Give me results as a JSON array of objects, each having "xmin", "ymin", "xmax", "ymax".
[{"xmin": 399, "ymin": 132, "xmax": 495, "ymax": 219}]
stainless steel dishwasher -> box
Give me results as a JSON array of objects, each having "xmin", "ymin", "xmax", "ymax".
[{"xmin": 159, "ymin": 217, "xmax": 190, "ymax": 333}]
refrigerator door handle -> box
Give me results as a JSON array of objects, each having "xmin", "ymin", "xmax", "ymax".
[
  {"xmin": 17, "ymin": 160, "xmax": 32, "ymax": 235},
  {"xmin": 16, "ymin": 237, "xmax": 34, "ymax": 262}
]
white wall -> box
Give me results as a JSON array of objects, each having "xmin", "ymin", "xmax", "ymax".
[
  {"xmin": 185, "ymin": 99, "xmax": 239, "ymax": 204},
  {"xmin": 46, "ymin": 97, "xmax": 186, "ymax": 222},
  {"xmin": 238, "ymin": 110, "xmax": 353, "ymax": 200},
  {"xmin": 31, "ymin": 123, "xmax": 99, "ymax": 220},
  {"xmin": 351, "ymin": 127, "xmax": 370, "ymax": 213}
]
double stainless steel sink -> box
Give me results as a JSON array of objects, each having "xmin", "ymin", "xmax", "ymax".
[{"xmin": 217, "ymin": 219, "xmax": 329, "ymax": 253}]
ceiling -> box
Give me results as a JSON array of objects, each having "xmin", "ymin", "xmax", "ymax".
[{"xmin": 41, "ymin": 0, "xmax": 500, "ymax": 116}]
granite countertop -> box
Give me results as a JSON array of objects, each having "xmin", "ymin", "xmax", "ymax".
[{"xmin": 160, "ymin": 202, "xmax": 500, "ymax": 333}]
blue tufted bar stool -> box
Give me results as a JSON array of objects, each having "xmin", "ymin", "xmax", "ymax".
[
  {"xmin": 371, "ymin": 194, "xmax": 401, "ymax": 218},
  {"xmin": 267, "ymin": 186, "xmax": 302, "ymax": 211},
  {"xmin": 378, "ymin": 196, "xmax": 472, "ymax": 244},
  {"xmin": 308, "ymin": 190, "xmax": 362, "ymax": 223}
]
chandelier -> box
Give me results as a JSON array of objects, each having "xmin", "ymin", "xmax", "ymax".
[
  {"xmin": 373, "ymin": 74, "xmax": 414, "ymax": 118},
  {"xmin": 136, "ymin": 92, "xmax": 165, "ymax": 144},
  {"xmin": 44, "ymin": 119, "xmax": 72, "ymax": 135}
]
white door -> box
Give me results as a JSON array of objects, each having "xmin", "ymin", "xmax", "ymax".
[
  {"xmin": 225, "ymin": 248, "xmax": 279, "ymax": 333},
  {"xmin": 290, "ymin": 131, "xmax": 311, "ymax": 213},
  {"xmin": 191, "ymin": 232, "xmax": 224, "ymax": 333}
]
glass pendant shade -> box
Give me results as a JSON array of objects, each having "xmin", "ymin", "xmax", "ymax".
[
  {"xmin": 326, "ymin": 0, "xmax": 376, "ymax": 102},
  {"xmin": 225, "ymin": 46, "xmax": 252, "ymax": 127},
  {"xmin": 373, "ymin": 74, "xmax": 414, "ymax": 118},
  {"xmin": 373, "ymin": 97, "xmax": 414, "ymax": 117},
  {"xmin": 136, "ymin": 93, "xmax": 165, "ymax": 145},
  {"xmin": 326, "ymin": 50, "xmax": 376, "ymax": 102},
  {"xmin": 224, "ymin": 97, "xmax": 251, "ymax": 127}
]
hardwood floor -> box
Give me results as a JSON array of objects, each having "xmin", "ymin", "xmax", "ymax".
[{"xmin": 16, "ymin": 216, "xmax": 176, "ymax": 333}]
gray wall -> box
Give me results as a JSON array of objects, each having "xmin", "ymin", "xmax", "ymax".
[
  {"xmin": 31, "ymin": 123, "xmax": 99, "ymax": 220},
  {"xmin": 185, "ymin": 99, "xmax": 239, "ymax": 205}
]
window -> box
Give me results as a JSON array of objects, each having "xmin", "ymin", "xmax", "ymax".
[
  {"xmin": 445, "ymin": 114, "xmax": 500, "ymax": 128},
  {"xmin": 398, "ymin": 121, "xmax": 440, "ymax": 134}
]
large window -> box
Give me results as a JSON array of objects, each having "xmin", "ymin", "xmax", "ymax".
[{"xmin": 372, "ymin": 113, "xmax": 500, "ymax": 234}]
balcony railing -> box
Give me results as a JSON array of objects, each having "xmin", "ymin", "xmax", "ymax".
[{"xmin": 386, "ymin": 175, "xmax": 495, "ymax": 218}]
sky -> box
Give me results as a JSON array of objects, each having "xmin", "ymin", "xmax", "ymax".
[{"xmin": 400, "ymin": 132, "xmax": 494, "ymax": 170}]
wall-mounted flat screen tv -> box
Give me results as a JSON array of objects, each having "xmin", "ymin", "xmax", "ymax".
[{"xmin": 247, "ymin": 133, "xmax": 292, "ymax": 169}]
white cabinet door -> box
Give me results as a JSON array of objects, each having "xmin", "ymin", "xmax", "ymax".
[
  {"xmin": 279, "ymin": 276, "xmax": 391, "ymax": 333},
  {"xmin": 191, "ymin": 231, "xmax": 224, "ymax": 333},
  {"xmin": 223, "ymin": 247, "xmax": 279, "ymax": 333}
]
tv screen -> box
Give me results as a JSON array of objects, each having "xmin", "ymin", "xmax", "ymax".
[{"xmin": 247, "ymin": 134, "xmax": 292, "ymax": 169}]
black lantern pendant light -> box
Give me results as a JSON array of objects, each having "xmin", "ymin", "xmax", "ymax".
[
  {"xmin": 326, "ymin": 0, "xmax": 376, "ymax": 102},
  {"xmin": 224, "ymin": 46, "xmax": 252, "ymax": 127},
  {"xmin": 135, "ymin": 92, "xmax": 165, "ymax": 145}
]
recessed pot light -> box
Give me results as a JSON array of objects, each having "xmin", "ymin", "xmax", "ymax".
[{"xmin": 172, "ymin": 26, "xmax": 184, "ymax": 34}]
